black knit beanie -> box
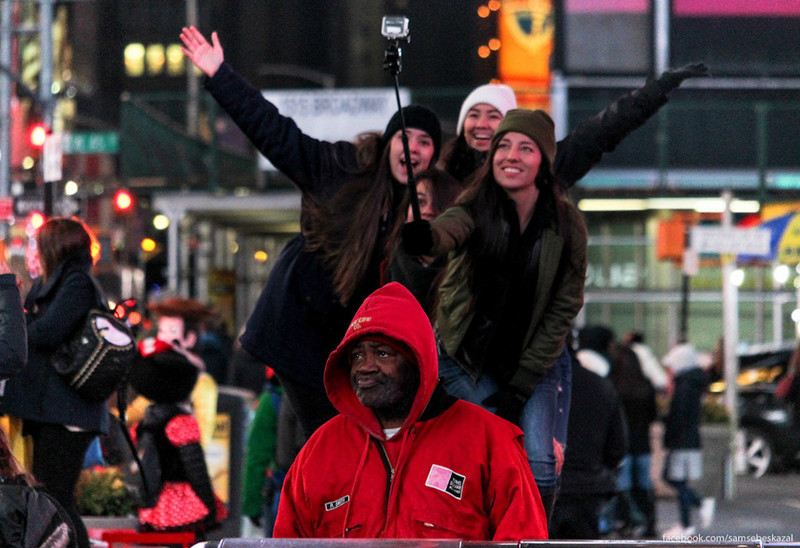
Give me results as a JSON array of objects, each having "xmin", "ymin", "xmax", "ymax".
[
  {"xmin": 491, "ymin": 108, "xmax": 556, "ymax": 168},
  {"xmin": 382, "ymin": 104, "xmax": 442, "ymax": 161}
]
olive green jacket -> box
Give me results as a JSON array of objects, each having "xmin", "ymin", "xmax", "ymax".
[{"xmin": 431, "ymin": 201, "xmax": 587, "ymax": 397}]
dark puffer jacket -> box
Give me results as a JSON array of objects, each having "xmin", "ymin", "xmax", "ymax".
[
  {"xmin": 0, "ymin": 477, "xmax": 77, "ymax": 547},
  {"xmin": 206, "ymin": 62, "xmax": 367, "ymax": 395}
]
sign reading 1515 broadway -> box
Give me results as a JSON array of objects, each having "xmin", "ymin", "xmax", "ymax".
[{"xmin": 258, "ymin": 88, "xmax": 410, "ymax": 171}]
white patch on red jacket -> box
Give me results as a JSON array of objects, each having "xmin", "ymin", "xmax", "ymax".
[
  {"xmin": 324, "ymin": 494, "xmax": 350, "ymax": 511},
  {"xmin": 425, "ymin": 464, "xmax": 465, "ymax": 500}
]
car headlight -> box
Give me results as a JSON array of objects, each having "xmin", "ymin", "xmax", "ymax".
[{"xmin": 763, "ymin": 409, "xmax": 788, "ymax": 423}]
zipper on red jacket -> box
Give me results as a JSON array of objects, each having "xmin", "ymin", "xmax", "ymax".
[{"xmin": 374, "ymin": 439, "xmax": 394, "ymax": 508}]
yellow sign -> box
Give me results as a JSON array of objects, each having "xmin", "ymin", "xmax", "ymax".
[
  {"xmin": 206, "ymin": 413, "xmax": 231, "ymax": 503},
  {"xmin": 499, "ymin": 0, "xmax": 554, "ymax": 89},
  {"xmin": 778, "ymin": 213, "xmax": 800, "ymax": 265}
]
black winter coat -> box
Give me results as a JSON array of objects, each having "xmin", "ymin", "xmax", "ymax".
[
  {"xmin": 0, "ymin": 273, "xmax": 27, "ymax": 381},
  {"xmin": 559, "ymin": 364, "xmax": 628, "ymax": 496},
  {"xmin": 664, "ymin": 367, "xmax": 709, "ymax": 450},
  {"xmin": 0, "ymin": 477, "xmax": 77, "ymax": 547},
  {"xmin": 205, "ymin": 62, "xmax": 386, "ymax": 393},
  {"xmin": 0, "ymin": 253, "xmax": 108, "ymax": 433}
]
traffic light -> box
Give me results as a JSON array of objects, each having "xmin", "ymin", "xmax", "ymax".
[
  {"xmin": 113, "ymin": 189, "xmax": 134, "ymax": 213},
  {"xmin": 27, "ymin": 211, "xmax": 45, "ymax": 231},
  {"xmin": 28, "ymin": 122, "xmax": 48, "ymax": 149}
]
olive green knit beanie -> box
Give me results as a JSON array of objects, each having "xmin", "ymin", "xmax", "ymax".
[{"xmin": 491, "ymin": 108, "xmax": 556, "ymax": 168}]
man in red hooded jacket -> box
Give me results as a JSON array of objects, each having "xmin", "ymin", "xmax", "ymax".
[{"xmin": 273, "ymin": 282, "xmax": 547, "ymax": 540}]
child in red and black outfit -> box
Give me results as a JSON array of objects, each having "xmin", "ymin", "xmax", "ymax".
[{"xmin": 128, "ymin": 338, "xmax": 227, "ymax": 534}]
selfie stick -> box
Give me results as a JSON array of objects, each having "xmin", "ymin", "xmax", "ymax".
[{"xmin": 383, "ymin": 35, "xmax": 421, "ymax": 222}]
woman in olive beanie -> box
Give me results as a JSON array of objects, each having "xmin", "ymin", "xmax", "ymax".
[{"xmin": 402, "ymin": 108, "xmax": 588, "ymax": 522}]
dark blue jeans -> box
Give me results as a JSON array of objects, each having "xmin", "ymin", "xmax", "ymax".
[{"xmin": 438, "ymin": 345, "xmax": 572, "ymax": 493}]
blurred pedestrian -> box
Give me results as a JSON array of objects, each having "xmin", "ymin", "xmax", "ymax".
[
  {"xmin": 551, "ymin": 340, "xmax": 628, "ymax": 539},
  {"xmin": 128, "ymin": 338, "xmax": 227, "ymax": 535},
  {"xmin": 274, "ymin": 283, "xmax": 547, "ymax": 540},
  {"xmin": 227, "ymin": 327, "xmax": 271, "ymax": 395},
  {"xmin": 575, "ymin": 325, "xmax": 615, "ymax": 378},
  {"xmin": 242, "ymin": 370, "xmax": 280, "ymax": 536},
  {"xmin": 197, "ymin": 314, "xmax": 233, "ymax": 386},
  {"xmin": 775, "ymin": 339, "xmax": 800, "ymax": 425},
  {"xmin": 0, "ymin": 256, "xmax": 26, "ymax": 382},
  {"xmin": 402, "ymin": 109, "xmax": 587, "ymax": 519},
  {"xmin": 607, "ymin": 338, "xmax": 659, "ymax": 537},
  {"xmin": 180, "ymin": 26, "xmax": 441, "ymax": 438},
  {"xmin": 661, "ymin": 342, "xmax": 714, "ymax": 537},
  {"xmin": 624, "ymin": 330, "xmax": 668, "ymax": 393},
  {"xmin": 0, "ymin": 217, "xmax": 110, "ymax": 548},
  {"xmin": 242, "ymin": 374, "xmax": 306, "ymax": 537}
]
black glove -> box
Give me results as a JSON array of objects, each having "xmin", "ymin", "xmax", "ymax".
[
  {"xmin": 482, "ymin": 388, "xmax": 527, "ymax": 425},
  {"xmin": 248, "ymin": 515, "xmax": 262, "ymax": 528},
  {"xmin": 401, "ymin": 219, "xmax": 434, "ymax": 256},
  {"xmin": 656, "ymin": 62, "xmax": 709, "ymax": 93}
]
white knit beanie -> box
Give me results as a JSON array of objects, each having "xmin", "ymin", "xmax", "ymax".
[
  {"xmin": 662, "ymin": 343, "xmax": 699, "ymax": 375},
  {"xmin": 456, "ymin": 84, "xmax": 518, "ymax": 135}
]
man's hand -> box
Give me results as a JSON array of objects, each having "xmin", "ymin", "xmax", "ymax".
[
  {"xmin": 656, "ymin": 62, "xmax": 709, "ymax": 93},
  {"xmin": 482, "ymin": 389, "xmax": 527, "ymax": 425},
  {"xmin": 401, "ymin": 220, "xmax": 434, "ymax": 256},
  {"xmin": 180, "ymin": 26, "xmax": 224, "ymax": 78}
]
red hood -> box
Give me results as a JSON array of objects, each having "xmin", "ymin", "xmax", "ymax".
[{"xmin": 324, "ymin": 282, "xmax": 438, "ymax": 438}]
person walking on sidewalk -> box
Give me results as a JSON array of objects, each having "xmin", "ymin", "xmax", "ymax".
[{"xmin": 661, "ymin": 342, "xmax": 715, "ymax": 537}]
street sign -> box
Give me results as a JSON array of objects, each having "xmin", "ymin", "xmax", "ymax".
[
  {"xmin": 690, "ymin": 226, "xmax": 771, "ymax": 255},
  {"xmin": 14, "ymin": 195, "xmax": 44, "ymax": 217},
  {"xmin": 63, "ymin": 131, "xmax": 119, "ymax": 155},
  {"xmin": 43, "ymin": 133, "xmax": 63, "ymax": 182}
]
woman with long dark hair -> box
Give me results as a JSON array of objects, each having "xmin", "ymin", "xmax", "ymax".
[
  {"xmin": 402, "ymin": 109, "xmax": 587, "ymax": 521},
  {"xmin": 0, "ymin": 217, "xmax": 108, "ymax": 548},
  {"xmin": 180, "ymin": 27, "xmax": 442, "ymax": 437}
]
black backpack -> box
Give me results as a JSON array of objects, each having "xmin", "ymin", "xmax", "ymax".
[{"xmin": 48, "ymin": 274, "xmax": 136, "ymax": 402}]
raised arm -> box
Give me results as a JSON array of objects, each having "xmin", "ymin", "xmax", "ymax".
[
  {"xmin": 554, "ymin": 63, "xmax": 709, "ymax": 187},
  {"xmin": 179, "ymin": 26, "xmax": 359, "ymax": 194},
  {"xmin": 180, "ymin": 26, "xmax": 224, "ymax": 78}
]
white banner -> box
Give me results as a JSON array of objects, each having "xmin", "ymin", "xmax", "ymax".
[
  {"xmin": 690, "ymin": 225, "xmax": 771, "ymax": 255},
  {"xmin": 258, "ymin": 87, "xmax": 410, "ymax": 171}
]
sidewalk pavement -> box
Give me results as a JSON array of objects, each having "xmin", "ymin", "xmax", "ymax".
[{"xmin": 655, "ymin": 472, "xmax": 800, "ymax": 543}]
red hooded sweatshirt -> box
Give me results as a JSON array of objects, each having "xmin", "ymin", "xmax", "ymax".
[{"xmin": 273, "ymin": 282, "xmax": 547, "ymax": 540}]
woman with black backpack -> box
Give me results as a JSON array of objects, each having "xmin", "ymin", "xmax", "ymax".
[{"xmin": 0, "ymin": 217, "xmax": 107, "ymax": 548}]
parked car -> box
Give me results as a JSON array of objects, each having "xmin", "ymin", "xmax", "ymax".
[{"xmin": 707, "ymin": 342, "xmax": 800, "ymax": 478}]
